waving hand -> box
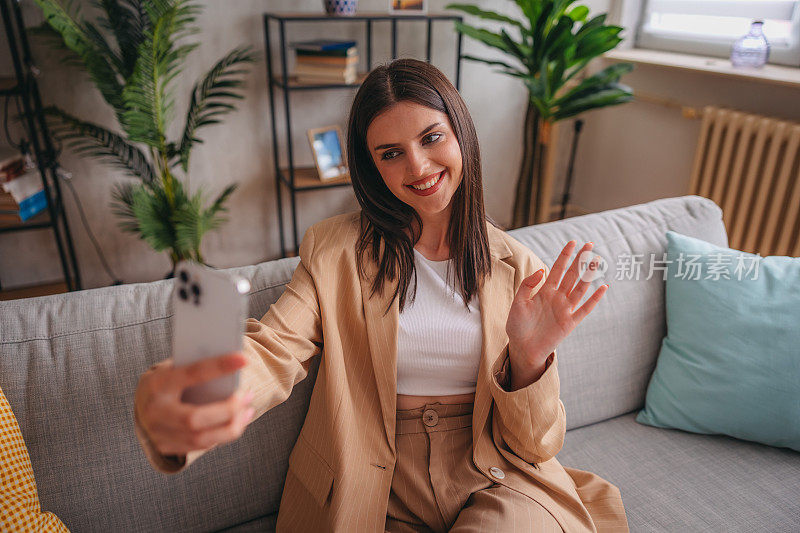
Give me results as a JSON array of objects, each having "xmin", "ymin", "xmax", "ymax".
[{"xmin": 505, "ymin": 241, "xmax": 608, "ymax": 389}]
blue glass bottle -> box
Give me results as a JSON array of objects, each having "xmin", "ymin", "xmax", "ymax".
[{"xmin": 730, "ymin": 20, "xmax": 770, "ymax": 68}]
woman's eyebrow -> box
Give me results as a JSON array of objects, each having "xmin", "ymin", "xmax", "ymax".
[{"xmin": 373, "ymin": 122, "xmax": 443, "ymax": 151}]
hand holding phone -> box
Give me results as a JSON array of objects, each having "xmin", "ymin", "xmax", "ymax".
[
  {"xmin": 134, "ymin": 352, "xmax": 256, "ymax": 457},
  {"xmin": 172, "ymin": 261, "xmax": 250, "ymax": 403},
  {"xmin": 133, "ymin": 262, "xmax": 255, "ymax": 458}
]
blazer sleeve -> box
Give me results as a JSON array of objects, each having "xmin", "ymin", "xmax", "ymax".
[
  {"xmin": 488, "ymin": 254, "xmax": 567, "ymax": 465},
  {"xmin": 135, "ymin": 225, "xmax": 324, "ymax": 474}
]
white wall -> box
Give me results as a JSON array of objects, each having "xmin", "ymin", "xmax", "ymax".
[
  {"xmin": 6, "ymin": 0, "xmax": 788, "ymax": 290},
  {"xmin": 559, "ymin": 1, "xmax": 800, "ymax": 214},
  {"xmin": 3, "ymin": 0, "xmax": 576, "ymax": 289}
]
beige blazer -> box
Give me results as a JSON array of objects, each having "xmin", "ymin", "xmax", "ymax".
[{"xmin": 135, "ymin": 211, "xmax": 629, "ymax": 532}]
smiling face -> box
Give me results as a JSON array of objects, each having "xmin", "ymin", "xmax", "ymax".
[{"xmin": 366, "ymin": 101, "xmax": 463, "ymax": 223}]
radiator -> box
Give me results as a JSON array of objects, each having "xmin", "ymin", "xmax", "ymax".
[{"xmin": 688, "ymin": 106, "xmax": 800, "ymax": 257}]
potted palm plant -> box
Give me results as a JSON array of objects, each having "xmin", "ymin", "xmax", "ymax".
[
  {"xmin": 30, "ymin": 0, "xmax": 256, "ymax": 272},
  {"xmin": 445, "ymin": 0, "xmax": 633, "ymax": 228}
]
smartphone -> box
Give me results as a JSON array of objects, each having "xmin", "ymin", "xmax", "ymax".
[{"xmin": 171, "ymin": 260, "xmax": 250, "ymax": 404}]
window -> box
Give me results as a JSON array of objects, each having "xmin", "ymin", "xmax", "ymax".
[{"xmin": 636, "ymin": 0, "xmax": 800, "ymax": 66}]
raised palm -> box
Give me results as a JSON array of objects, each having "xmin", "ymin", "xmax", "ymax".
[{"xmin": 506, "ymin": 241, "xmax": 608, "ymax": 370}]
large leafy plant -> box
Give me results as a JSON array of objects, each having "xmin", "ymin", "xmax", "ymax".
[
  {"xmin": 445, "ymin": 0, "xmax": 633, "ymax": 228},
  {"xmin": 31, "ymin": 0, "xmax": 255, "ymax": 268}
]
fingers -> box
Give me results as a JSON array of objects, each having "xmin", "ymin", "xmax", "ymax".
[
  {"xmin": 545, "ymin": 240, "xmax": 577, "ymax": 290},
  {"xmin": 161, "ymin": 352, "xmax": 248, "ymax": 394},
  {"xmin": 558, "ymin": 242, "xmax": 594, "ymax": 294},
  {"xmin": 156, "ymin": 405, "xmax": 256, "ymax": 455},
  {"xmin": 572, "ymin": 284, "xmax": 609, "ymax": 323},
  {"xmin": 188, "ymin": 407, "xmax": 256, "ymax": 450},
  {"xmin": 567, "ymin": 253, "xmax": 602, "ymax": 306},
  {"xmin": 515, "ymin": 268, "xmax": 546, "ymax": 303},
  {"xmin": 173, "ymin": 389, "xmax": 254, "ymax": 432}
]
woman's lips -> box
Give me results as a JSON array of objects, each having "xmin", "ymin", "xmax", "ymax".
[
  {"xmin": 407, "ymin": 171, "xmax": 443, "ymax": 187},
  {"xmin": 406, "ymin": 171, "xmax": 445, "ymax": 196}
]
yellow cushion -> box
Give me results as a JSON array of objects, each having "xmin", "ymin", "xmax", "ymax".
[{"xmin": 0, "ymin": 385, "xmax": 69, "ymax": 531}]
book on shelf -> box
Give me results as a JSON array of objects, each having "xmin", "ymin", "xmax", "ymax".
[
  {"xmin": 296, "ymin": 54, "xmax": 358, "ymax": 67},
  {"xmin": 296, "ymin": 46, "xmax": 357, "ymax": 58},
  {"xmin": 289, "ymin": 39, "xmax": 357, "ymax": 52},
  {"xmin": 1, "ymin": 169, "xmax": 48, "ymax": 222},
  {"xmin": 294, "ymin": 62, "xmax": 357, "ymax": 77},
  {"xmin": 0, "ymin": 147, "xmax": 25, "ymax": 184},
  {"xmin": 295, "ymin": 71, "xmax": 359, "ymax": 84}
]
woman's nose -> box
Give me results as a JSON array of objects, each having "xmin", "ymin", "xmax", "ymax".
[{"xmin": 406, "ymin": 147, "xmax": 433, "ymax": 179}]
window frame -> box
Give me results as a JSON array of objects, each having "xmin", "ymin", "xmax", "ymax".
[{"xmin": 634, "ymin": 0, "xmax": 800, "ymax": 67}]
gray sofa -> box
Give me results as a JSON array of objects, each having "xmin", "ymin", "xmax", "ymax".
[{"xmin": 2, "ymin": 195, "xmax": 799, "ymax": 532}]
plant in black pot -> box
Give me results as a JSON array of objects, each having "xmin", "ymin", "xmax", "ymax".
[
  {"xmin": 445, "ymin": 0, "xmax": 634, "ymax": 228},
  {"xmin": 31, "ymin": 0, "xmax": 256, "ymax": 274}
]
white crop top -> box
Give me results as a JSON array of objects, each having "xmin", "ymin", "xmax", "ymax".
[{"xmin": 396, "ymin": 248, "xmax": 482, "ymax": 395}]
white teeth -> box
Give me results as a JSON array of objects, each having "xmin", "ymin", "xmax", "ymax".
[{"xmin": 410, "ymin": 172, "xmax": 442, "ymax": 190}]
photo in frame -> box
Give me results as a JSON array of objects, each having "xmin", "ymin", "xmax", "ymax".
[
  {"xmin": 307, "ymin": 125, "xmax": 348, "ymax": 181},
  {"xmin": 389, "ymin": 0, "xmax": 427, "ymax": 15}
]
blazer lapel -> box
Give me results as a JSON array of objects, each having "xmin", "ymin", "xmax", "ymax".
[
  {"xmin": 360, "ymin": 239, "xmax": 400, "ymax": 454},
  {"xmin": 473, "ymin": 226, "xmax": 514, "ymax": 446},
  {"xmin": 358, "ymin": 224, "xmax": 513, "ymax": 457}
]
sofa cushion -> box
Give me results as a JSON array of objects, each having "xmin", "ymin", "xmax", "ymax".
[
  {"xmin": 508, "ymin": 195, "xmax": 728, "ymax": 430},
  {"xmin": 636, "ymin": 231, "xmax": 800, "ymax": 452},
  {"xmin": 0, "ymin": 256, "xmax": 312, "ymax": 532},
  {"xmin": 559, "ymin": 412, "xmax": 800, "ymax": 531}
]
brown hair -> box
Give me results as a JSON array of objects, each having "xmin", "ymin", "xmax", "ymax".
[{"xmin": 347, "ymin": 58, "xmax": 499, "ymax": 316}]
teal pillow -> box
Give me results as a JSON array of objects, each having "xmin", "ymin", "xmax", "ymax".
[{"xmin": 636, "ymin": 231, "xmax": 800, "ymax": 452}]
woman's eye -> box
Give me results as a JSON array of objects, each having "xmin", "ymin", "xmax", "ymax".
[
  {"xmin": 380, "ymin": 133, "xmax": 442, "ymax": 161},
  {"xmin": 425, "ymin": 133, "xmax": 442, "ymax": 144}
]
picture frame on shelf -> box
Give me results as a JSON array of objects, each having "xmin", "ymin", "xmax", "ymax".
[
  {"xmin": 307, "ymin": 125, "xmax": 348, "ymax": 181},
  {"xmin": 389, "ymin": 0, "xmax": 427, "ymax": 15}
]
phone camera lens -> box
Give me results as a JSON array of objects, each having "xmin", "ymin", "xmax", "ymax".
[
  {"xmin": 179, "ymin": 270, "xmax": 189, "ymax": 282},
  {"xmin": 178, "ymin": 287, "xmax": 188, "ymax": 301},
  {"xmin": 191, "ymin": 283, "xmax": 201, "ymax": 305}
]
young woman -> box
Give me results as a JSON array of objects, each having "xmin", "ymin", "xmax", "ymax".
[{"xmin": 134, "ymin": 58, "xmax": 629, "ymax": 532}]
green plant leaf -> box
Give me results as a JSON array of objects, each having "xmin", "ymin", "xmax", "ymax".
[
  {"xmin": 552, "ymin": 82, "xmax": 633, "ymax": 121},
  {"xmin": 500, "ymin": 28, "xmax": 531, "ymax": 63},
  {"xmin": 567, "ymin": 5, "xmax": 589, "ymax": 23},
  {"xmin": 26, "ymin": 21, "xmax": 85, "ymax": 68},
  {"xmin": 112, "ymin": 180, "xmax": 180, "ymax": 252},
  {"xmin": 554, "ymin": 62, "xmax": 634, "ymax": 106},
  {"xmin": 541, "ymin": 14, "xmax": 574, "ymax": 61},
  {"xmin": 576, "ymin": 13, "xmax": 607, "ymax": 38},
  {"xmin": 121, "ymin": 1, "xmax": 202, "ymax": 149},
  {"xmin": 30, "ymin": 0, "xmax": 247, "ymax": 264},
  {"xmin": 453, "ymin": 21, "xmax": 511, "ymax": 55},
  {"xmin": 32, "ymin": 0, "xmax": 125, "ymax": 121},
  {"xmin": 173, "ymin": 183, "xmax": 236, "ymax": 257},
  {"xmin": 83, "ymin": 20, "xmax": 124, "ymax": 74},
  {"xmin": 460, "ymin": 53, "xmax": 524, "ymax": 74},
  {"xmin": 92, "ymin": 0, "xmax": 147, "ymax": 78},
  {"xmin": 109, "ymin": 180, "xmax": 141, "ymax": 233},
  {"xmin": 175, "ymin": 46, "xmax": 256, "ymax": 172},
  {"xmin": 444, "ymin": 3, "xmax": 525, "ymax": 30},
  {"xmin": 41, "ymin": 105, "xmax": 156, "ymax": 182}
]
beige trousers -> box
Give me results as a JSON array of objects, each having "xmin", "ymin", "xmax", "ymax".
[{"xmin": 385, "ymin": 402, "xmax": 563, "ymax": 532}]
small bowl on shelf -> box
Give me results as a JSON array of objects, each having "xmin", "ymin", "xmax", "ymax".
[{"xmin": 324, "ymin": 0, "xmax": 357, "ymax": 16}]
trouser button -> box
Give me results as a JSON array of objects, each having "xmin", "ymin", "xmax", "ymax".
[{"xmin": 422, "ymin": 409, "xmax": 438, "ymax": 427}]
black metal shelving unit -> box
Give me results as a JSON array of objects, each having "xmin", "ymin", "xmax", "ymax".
[
  {"xmin": 0, "ymin": 0, "xmax": 81, "ymax": 291},
  {"xmin": 263, "ymin": 11, "xmax": 463, "ymax": 258}
]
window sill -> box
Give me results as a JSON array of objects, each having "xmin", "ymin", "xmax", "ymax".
[{"xmin": 604, "ymin": 49, "xmax": 800, "ymax": 89}]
